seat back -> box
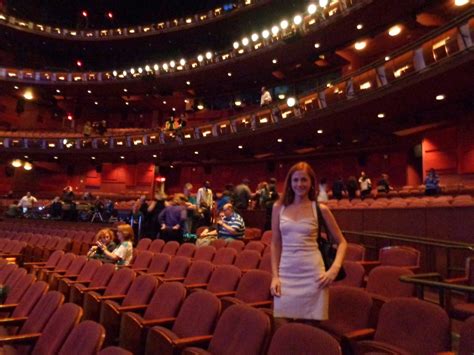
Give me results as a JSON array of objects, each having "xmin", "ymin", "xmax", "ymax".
[
  {"xmin": 466, "ymin": 257, "xmax": 474, "ymax": 302},
  {"xmin": 227, "ymin": 240, "xmax": 245, "ymax": 252},
  {"xmin": 64, "ymin": 255, "xmax": 88, "ymax": 276},
  {"xmin": 55, "ymin": 253, "xmax": 76, "ymax": 271},
  {"xmin": 321, "ymin": 286, "xmax": 373, "ymax": 335},
  {"xmin": 379, "ymin": 246, "xmax": 420, "ymax": 268},
  {"xmin": 183, "ymin": 261, "xmax": 214, "ymax": 285},
  {"xmin": 89, "ymin": 263, "xmax": 115, "ymax": 288},
  {"xmin": 194, "ymin": 245, "xmax": 216, "ymax": 262},
  {"xmin": 0, "ymin": 264, "xmax": 18, "ymax": 284},
  {"xmin": 235, "ymin": 270, "xmax": 272, "ymax": 303},
  {"xmin": 244, "ymin": 241, "xmax": 265, "ymax": 254},
  {"xmin": 104, "ymin": 268, "xmax": 136, "ymax": 296},
  {"xmin": 12, "ymin": 281, "xmax": 49, "ymax": 318},
  {"xmin": 143, "ymin": 282, "xmax": 187, "ymax": 320},
  {"xmin": 366, "ymin": 266, "xmax": 415, "ymax": 298},
  {"xmin": 268, "ymin": 323, "xmax": 341, "ymax": 355},
  {"xmin": 258, "ymin": 253, "xmax": 272, "ymax": 273},
  {"xmin": 234, "ymin": 250, "xmax": 261, "ymax": 271},
  {"xmin": 176, "ymin": 243, "xmax": 196, "ymax": 258},
  {"xmin": 76, "ymin": 259, "xmax": 102, "ymax": 282},
  {"xmin": 210, "ymin": 239, "xmax": 226, "ymax": 250},
  {"xmin": 4, "ymin": 273, "xmax": 35, "ymax": 304},
  {"xmin": 172, "ymin": 290, "xmax": 221, "ymax": 338},
  {"xmin": 261, "ymin": 230, "xmax": 272, "ymax": 245},
  {"xmin": 135, "ymin": 238, "xmax": 152, "ymax": 251},
  {"xmin": 207, "ymin": 265, "xmax": 241, "ymax": 294},
  {"xmin": 58, "ymin": 321, "xmax": 106, "ymax": 355},
  {"xmin": 375, "ymin": 298, "xmax": 451, "ymax": 355},
  {"xmin": 459, "ymin": 316, "xmax": 474, "ymax": 355},
  {"xmin": 147, "ymin": 253, "xmax": 171, "ymax": 274},
  {"xmin": 209, "ymin": 304, "xmax": 271, "ymax": 355},
  {"xmin": 332, "ymin": 261, "xmax": 365, "ymax": 288},
  {"xmin": 164, "ymin": 256, "xmax": 191, "ymax": 279},
  {"xmin": 5, "ymin": 267, "xmax": 27, "ymax": 289},
  {"xmin": 32, "ymin": 303, "xmax": 83, "ymax": 355},
  {"xmin": 345, "ymin": 243, "xmax": 365, "ymax": 261},
  {"xmin": 161, "ymin": 241, "xmax": 179, "ymax": 255},
  {"xmin": 148, "ymin": 239, "xmax": 165, "ymax": 254},
  {"xmin": 213, "ymin": 247, "xmax": 237, "ymax": 265},
  {"xmin": 122, "ymin": 275, "xmax": 158, "ymax": 307},
  {"xmin": 131, "ymin": 250, "xmax": 153, "ymax": 269},
  {"xmin": 20, "ymin": 291, "xmax": 65, "ymax": 335}
]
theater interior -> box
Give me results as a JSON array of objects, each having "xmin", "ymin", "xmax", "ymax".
[{"xmin": 0, "ymin": 0, "xmax": 473, "ymax": 354}]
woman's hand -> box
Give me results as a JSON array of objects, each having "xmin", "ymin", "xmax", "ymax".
[
  {"xmin": 270, "ymin": 277, "xmax": 282, "ymax": 297},
  {"xmin": 317, "ymin": 267, "xmax": 340, "ymax": 289}
]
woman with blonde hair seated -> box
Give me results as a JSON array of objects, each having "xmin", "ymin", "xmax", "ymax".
[
  {"xmin": 97, "ymin": 224, "xmax": 134, "ymax": 265},
  {"xmin": 87, "ymin": 228, "xmax": 117, "ymax": 261}
]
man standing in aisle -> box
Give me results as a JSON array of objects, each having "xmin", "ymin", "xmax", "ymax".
[{"xmin": 196, "ymin": 180, "xmax": 213, "ymax": 226}]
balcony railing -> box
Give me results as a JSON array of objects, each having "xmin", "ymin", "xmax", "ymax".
[{"xmin": 0, "ymin": 12, "xmax": 472, "ymax": 153}]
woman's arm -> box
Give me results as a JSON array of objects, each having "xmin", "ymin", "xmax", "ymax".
[
  {"xmin": 270, "ymin": 203, "xmax": 283, "ymax": 296},
  {"xmin": 318, "ymin": 204, "xmax": 347, "ymax": 288}
]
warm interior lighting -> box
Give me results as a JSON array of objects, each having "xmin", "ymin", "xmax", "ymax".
[
  {"xmin": 242, "ymin": 37, "xmax": 249, "ymax": 46},
  {"xmin": 360, "ymin": 81, "xmax": 372, "ymax": 90},
  {"xmin": 197, "ymin": 104, "xmax": 204, "ymax": 110},
  {"xmin": 271, "ymin": 26, "xmax": 279, "ymax": 35},
  {"xmin": 319, "ymin": 0, "xmax": 329, "ymax": 7},
  {"xmin": 272, "ymin": 58, "xmax": 278, "ymax": 64},
  {"xmin": 262, "ymin": 30, "xmax": 270, "ymax": 39},
  {"xmin": 356, "ymin": 23, "xmax": 363, "ymax": 30},
  {"xmin": 120, "ymin": 156, "xmax": 125, "ymax": 159},
  {"xmin": 287, "ymin": 97, "xmax": 296, "ymax": 107},
  {"xmin": 280, "ymin": 20, "xmax": 289, "ymax": 30},
  {"xmin": 23, "ymin": 90, "xmax": 34, "ymax": 100},
  {"xmin": 278, "ymin": 94, "xmax": 286, "ymax": 100},
  {"xmin": 277, "ymin": 138, "xmax": 283, "ymax": 143},
  {"xmin": 388, "ymin": 25, "xmax": 402, "ymax": 37},
  {"xmin": 436, "ymin": 94, "xmax": 446, "ymax": 101},
  {"xmin": 11, "ymin": 159, "xmax": 22, "ymax": 168},
  {"xmin": 205, "ymin": 52, "xmax": 213, "ymax": 59},
  {"xmin": 251, "ymin": 33, "xmax": 259, "ymax": 42},
  {"xmin": 233, "ymin": 41, "xmax": 239, "ymax": 49},
  {"xmin": 308, "ymin": 4, "xmax": 317, "ymax": 14},
  {"xmin": 455, "ymin": 0, "xmax": 469, "ymax": 6},
  {"xmin": 234, "ymin": 100, "xmax": 242, "ymax": 106},
  {"xmin": 317, "ymin": 129, "xmax": 323, "ymax": 134},
  {"xmin": 354, "ymin": 41, "xmax": 367, "ymax": 50},
  {"xmin": 260, "ymin": 118, "xmax": 268, "ymax": 123},
  {"xmin": 194, "ymin": 151, "xmax": 199, "ymax": 155},
  {"xmin": 238, "ymin": 145, "xmax": 243, "ymax": 149},
  {"xmin": 378, "ymin": 113, "xmax": 385, "ymax": 118},
  {"xmin": 23, "ymin": 162, "xmax": 33, "ymax": 171},
  {"xmin": 293, "ymin": 15, "xmax": 302, "ymax": 25}
]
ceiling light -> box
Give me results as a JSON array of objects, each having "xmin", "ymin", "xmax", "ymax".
[
  {"xmin": 314, "ymin": 42, "xmax": 320, "ymax": 48},
  {"xmin": 14, "ymin": 86, "xmax": 19, "ymax": 90},
  {"xmin": 186, "ymin": 81, "xmax": 191, "ymax": 85},
  {"xmin": 271, "ymin": 26, "xmax": 279, "ymax": 35},
  {"xmin": 162, "ymin": 63, "xmax": 169, "ymax": 70},
  {"xmin": 205, "ymin": 52, "xmax": 213, "ymax": 59},
  {"xmin": 308, "ymin": 3, "xmax": 317, "ymax": 14},
  {"xmin": 112, "ymin": 70, "xmax": 118, "ymax": 76},
  {"xmin": 272, "ymin": 58, "xmax": 278, "ymax": 64},
  {"xmin": 120, "ymin": 156, "xmax": 125, "ymax": 159},
  {"xmin": 53, "ymin": 156, "xmax": 58, "ymax": 160},
  {"xmin": 234, "ymin": 100, "xmax": 242, "ymax": 106},
  {"xmin": 130, "ymin": 68, "xmax": 135, "ymax": 74},
  {"xmin": 194, "ymin": 151, "xmax": 199, "ymax": 155},
  {"xmin": 262, "ymin": 29, "xmax": 270, "ymax": 39},
  {"xmin": 11, "ymin": 159, "xmax": 22, "ymax": 168},
  {"xmin": 153, "ymin": 154, "xmax": 157, "ymax": 158},
  {"xmin": 145, "ymin": 65, "xmax": 151, "ymax": 71},
  {"xmin": 122, "ymin": 70, "xmax": 127, "ymax": 76},
  {"xmin": 455, "ymin": 0, "xmax": 469, "ymax": 6},
  {"xmin": 388, "ymin": 25, "xmax": 402, "ymax": 37},
  {"xmin": 227, "ymin": 72, "xmax": 232, "ymax": 77},
  {"xmin": 197, "ymin": 104, "xmax": 204, "ymax": 110},
  {"xmin": 91, "ymin": 156, "xmax": 96, "ymax": 160},
  {"xmin": 385, "ymin": 56, "xmax": 390, "ymax": 61},
  {"xmin": 280, "ymin": 20, "xmax": 289, "ymax": 30},
  {"xmin": 354, "ymin": 41, "xmax": 367, "ymax": 50},
  {"xmin": 436, "ymin": 94, "xmax": 445, "ymax": 101},
  {"xmin": 251, "ymin": 33, "xmax": 259, "ymax": 42},
  {"xmin": 319, "ymin": 0, "xmax": 329, "ymax": 7},
  {"xmin": 378, "ymin": 113, "xmax": 385, "ymax": 118},
  {"xmin": 123, "ymin": 88, "xmax": 128, "ymax": 92},
  {"xmin": 277, "ymin": 138, "xmax": 283, "ymax": 143},
  {"xmin": 56, "ymin": 89, "xmax": 61, "ymax": 93},
  {"xmin": 169, "ymin": 60, "xmax": 176, "ymax": 68},
  {"xmin": 197, "ymin": 54, "xmax": 204, "ymax": 62},
  {"xmin": 23, "ymin": 162, "xmax": 33, "ymax": 171},
  {"xmin": 62, "ymin": 139, "xmax": 68, "ymax": 145},
  {"xmin": 179, "ymin": 58, "xmax": 186, "ymax": 66},
  {"xmin": 356, "ymin": 23, "xmax": 363, "ymax": 30},
  {"xmin": 317, "ymin": 129, "xmax": 323, "ymax": 134},
  {"xmin": 94, "ymin": 101, "xmax": 98, "ymax": 105},
  {"xmin": 163, "ymin": 100, "xmax": 167, "ymax": 104},
  {"xmin": 172, "ymin": 107, "xmax": 176, "ymax": 111},
  {"xmin": 233, "ymin": 41, "xmax": 240, "ymax": 49},
  {"xmin": 238, "ymin": 145, "xmax": 243, "ymax": 149},
  {"xmin": 87, "ymin": 90, "xmax": 92, "ymax": 94},
  {"xmin": 24, "ymin": 155, "xmax": 29, "ymax": 159},
  {"xmin": 125, "ymin": 102, "xmax": 129, "ymax": 105},
  {"xmin": 278, "ymin": 94, "xmax": 285, "ymax": 100},
  {"xmin": 137, "ymin": 67, "xmax": 143, "ymax": 73},
  {"xmin": 293, "ymin": 15, "xmax": 302, "ymax": 25},
  {"xmin": 242, "ymin": 37, "xmax": 249, "ymax": 46},
  {"xmin": 287, "ymin": 97, "xmax": 296, "ymax": 107},
  {"xmin": 153, "ymin": 64, "xmax": 159, "ymax": 70}
]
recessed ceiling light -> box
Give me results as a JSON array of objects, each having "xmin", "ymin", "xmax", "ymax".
[
  {"xmin": 205, "ymin": 52, "xmax": 212, "ymax": 59},
  {"xmin": 233, "ymin": 41, "xmax": 239, "ymax": 49},
  {"xmin": 277, "ymin": 138, "xmax": 283, "ymax": 143},
  {"xmin": 94, "ymin": 101, "xmax": 98, "ymax": 105},
  {"xmin": 308, "ymin": 4, "xmax": 317, "ymax": 14},
  {"xmin": 317, "ymin": 129, "xmax": 323, "ymax": 134},
  {"xmin": 24, "ymin": 155, "xmax": 29, "ymax": 159},
  {"xmin": 163, "ymin": 101, "xmax": 167, "ymax": 104},
  {"xmin": 278, "ymin": 94, "xmax": 285, "ymax": 100},
  {"xmin": 87, "ymin": 90, "xmax": 92, "ymax": 94},
  {"xmin": 186, "ymin": 81, "xmax": 191, "ymax": 85},
  {"xmin": 238, "ymin": 145, "xmax": 243, "ymax": 149},
  {"xmin": 287, "ymin": 97, "xmax": 296, "ymax": 107},
  {"xmin": 227, "ymin": 72, "xmax": 232, "ymax": 77},
  {"xmin": 123, "ymin": 88, "xmax": 128, "ymax": 92},
  {"xmin": 314, "ymin": 43, "xmax": 320, "ymax": 48},
  {"xmin": 56, "ymin": 89, "xmax": 61, "ymax": 93},
  {"xmin": 388, "ymin": 25, "xmax": 402, "ymax": 37},
  {"xmin": 272, "ymin": 58, "xmax": 278, "ymax": 64},
  {"xmin": 153, "ymin": 154, "xmax": 157, "ymax": 158},
  {"xmin": 385, "ymin": 56, "xmax": 391, "ymax": 61},
  {"xmin": 91, "ymin": 156, "xmax": 96, "ymax": 160},
  {"xmin": 53, "ymin": 156, "xmax": 58, "ymax": 160},
  {"xmin": 455, "ymin": 0, "xmax": 469, "ymax": 6},
  {"xmin": 125, "ymin": 102, "xmax": 129, "ymax": 105},
  {"xmin": 436, "ymin": 94, "xmax": 446, "ymax": 101},
  {"xmin": 378, "ymin": 113, "xmax": 385, "ymax": 118},
  {"xmin": 170, "ymin": 165, "xmax": 174, "ymax": 169},
  {"xmin": 197, "ymin": 104, "xmax": 204, "ymax": 110},
  {"xmin": 293, "ymin": 15, "xmax": 303, "ymax": 25},
  {"xmin": 356, "ymin": 23, "xmax": 363, "ymax": 30},
  {"xmin": 354, "ymin": 41, "xmax": 367, "ymax": 50},
  {"xmin": 194, "ymin": 151, "xmax": 199, "ymax": 155},
  {"xmin": 172, "ymin": 107, "xmax": 176, "ymax": 111},
  {"xmin": 120, "ymin": 156, "xmax": 125, "ymax": 159}
]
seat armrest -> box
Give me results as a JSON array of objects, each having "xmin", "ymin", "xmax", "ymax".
[
  {"xmin": 141, "ymin": 317, "xmax": 176, "ymax": 327},
  {"xmin": 23, "ymin": 262, "xmax": 46, "ymax": 267},
  {"xmin": 174, "ymin": 335, "xmax": 213, "ymax": 348},
  {"xmin": 82, "ymin": 286, "xmax": 107, "ymax": 293},
  {"xmin": 98, "ymin": 294, "xmax": 126, "ymax": 301},
  {"xmin": 161, "ymin": 277, "xmax": 185, "ymax": 282},
  {"xmin": 0, "ymin": 303, "xmax": 18, "ymax": 311},
  {"xmin": 147, "ymin": 272, "xmax": 165, "ymax": 277},
  {"xmin": 0, "ymin": 333, "xmax": 41, "ymax": 345},
  {"xmin": 212, "ymin": 291, "xmax": 236, "ymax": 298},
  {"xmin": 68, "ymin": 280, "xmax": 91, "ymax": 285},
  {"xmin": 45, "ymin": 269, "xmax": 67, "ymax": 275},
  {"xmin": 247, "ymin": 300, "xmax": 273, "ymax": 308},
  {"xmin": 56, "ymin": 274, "xmax": 79, "ymax": 280},
  {"xmin": 117, "ymin": 305, "xmax": 148, "ymax": 312},
  {"xmin": 0, "ymin": 317, "xmax": 28, "ymax": 326},
  {"xmin": 342, "ymin": 328, "xmax": 376, "ymax": 342},
  {"xmin": 444, "ymin": 277, "xmax": 468, "ymax": 285},
  {"xmin": 185, "ymin": 283, "xmax": 208, "ymax": 290},
  {"xmin": 131, "ymin": 268, "xmax": 148, "ymax": 272}
]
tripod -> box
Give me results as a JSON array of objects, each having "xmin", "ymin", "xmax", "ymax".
[{"xmin": 91, "ymin": 209, "xmax": 104, "ymax": 223}]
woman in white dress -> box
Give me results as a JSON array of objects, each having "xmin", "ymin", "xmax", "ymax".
[{"xmin": 271, "ymin": 162, "xmax": 347, "ymax": 321}]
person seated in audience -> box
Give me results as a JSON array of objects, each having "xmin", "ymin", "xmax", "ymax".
[
  {"xmin": 158, "ymin": 193, "xmax": 187, "ymax": 243},
  {"xmin": 87, "ymin": 228, "xmax": 117, "ymax": 261},
  {"xmin": 196, "ymin": 211, "xmax": 224, "ymax": 247},
  {"xmin": 377, "ymin": 173, "xmax": 393, "ymax": 194},
  {"xmin": 17, "ymin": 191, "xmax": 37, "ymax": 214},
  {"xmin": 255, "ymin": 181, "xmax": 269, "ymax": 210},
  {"xmin": 260, "ymin": 86, "xmax": 272, "ymax": 107},
  {"xmin": 61, "ymin": 186, "xmax": 76, "ymax": 221},
  {"xmin": 346, "ymin": 176, "xmax": 358, "ymax": 200},
  {"xmin": 425, "ymin": 168, "xmax": 440, "ymax": 196},
  {"xmin": 82, "ymin": 191, "xmax": 94, "ymax": 201},
  {"xmin": 317, "ymin": 178, "xmax": 329, "ymax": 202},
  {"xmin": 332, "ymin": 177, "xmax": 346, "ymax": 200},
  {"xmin": 217, "ymin": 203, "xmax": 245, "ymax": 241},
  {"xmin": 97, "ymin": 224, "xmax": 134, "ymax": 266},
  {"xmin": 47, "ymin": 196, "xmax": 63, "ymax": 219},
  {"xmin": 358, "ymin": 171, "xmax": 372, "ymax": 200},
  {"xmin": 83, "ymin": 121, "xmax": 92, "ymax": 137}
]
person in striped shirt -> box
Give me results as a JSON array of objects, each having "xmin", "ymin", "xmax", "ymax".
[{"xmin": 217, "ymin": 203, "xmax": 245, "ymax": 241}]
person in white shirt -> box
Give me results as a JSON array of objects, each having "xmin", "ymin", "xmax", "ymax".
[
  {"xmin": 358, "ymin": 171, "xmax": 372, "ymax": 200},
  {"xmin": 17, "ymin": 192, "xmax": 37, "ymax": 212},
  {"xmin": 196, "ymin": 181, "xmax": 213, "ymax": 225},
  {"xmin": 260, "ymin": 86, "xmax": 272, "ymax": 107}
]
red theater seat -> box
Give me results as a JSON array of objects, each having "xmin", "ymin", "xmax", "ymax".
[{"xmin": 58, "ymin": 320, "xmax": 106, "ymax": 355}]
